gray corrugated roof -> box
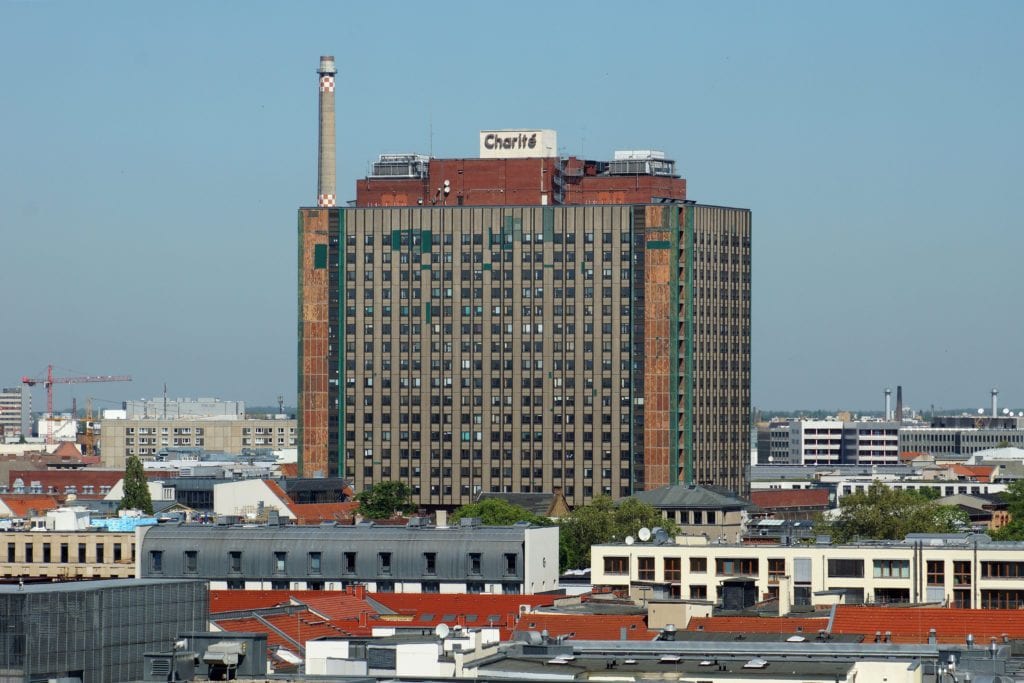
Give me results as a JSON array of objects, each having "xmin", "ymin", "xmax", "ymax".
[
  {"xmin": 626, "ymin": 485, "xmax": 751, "ymax": 510},
  {"xmin": 0, "ymin": 578, "xmax": 204, "ymax": 594},
  {"xmin": 142, "ymin": 522, "xmax": 533, "ymax": 543},
  {"xmin": 477, "ymin": 492, "xmax": 557, "ymax": 515}
]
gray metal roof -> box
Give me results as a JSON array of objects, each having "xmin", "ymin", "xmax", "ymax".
[
  {"xmin": 626, "ymin": 485, "xmax": 752, "ymax": 510},
  {"xmin": 142, "ymin": 522, "xmax": 533, "ymax": 543},
  {"xmin": 0, "ymin": 578, "xmax": 204, "ymax": 594}
]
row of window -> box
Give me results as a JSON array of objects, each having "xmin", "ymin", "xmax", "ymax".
[
  {"xmin": 152, "ymin": 549, "xmax": 519, "ymax": 577},
  {"xmin": 6, "ymin": 541, "xmax": 132, "ymax": 563}
]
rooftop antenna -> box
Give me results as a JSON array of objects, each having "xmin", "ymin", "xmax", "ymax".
[
  {"xmin": 277, "ymin": 395, "xmax": 285, "ymax": 414},
  {"xmin": 162, "ymin": 382, "xmax": 167, "ymax": 420}
]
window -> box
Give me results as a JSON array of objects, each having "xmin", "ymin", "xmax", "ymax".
[
  {"xmin": 78, "ymin": 543, "xmax": 87, "ymax": 563},
  {"xmin": 229, "ymin": 551, "xmax": 242, "ymax": 573},
  {"xmin": 468, "ymin": 552, "xmax": 482, "ymax": 575},
  {"xmin": 927, "ymin": 560, "xmax": 945, "ymax": 586},
  {"xmin": 690, "ymin": 557, "xmax": 708, "ymax": 573},
  {"xmin": 422, "ymin": 581, "xmax": 440, "ymax": 593},
  {"xmin": 424, "ymin": 552, "xmax": 437, "ymax": 575},
  {"xmin": 982, "ymin": 589, "xmax": 1024, "ymax": 609},
  {"xmin": 873, "ymin": 559, "xmax": 910, "ymax": 579},
  {"xmin": 638, "ymin": 557, "xmax": 655, "ymax": 581},
  {"xmin": 274, "ymin": 551, "xmax": 287, "ymax": 573},
  {"xmin": 377, "ymin": 580, "xmax": 395, "ymax": 592},
  {"xmin": 150, "ymin": 550, "xmax": 163, "ymax": 573},
  {"xmin": 113, "ymin": 543, "xmax": 122, "ymax": 562},
  {"xmin": 690, "ymin": 585, "xmax": 708, "ymax": 600},
  {"xmin": 828, "ymin": 559, "xmax": 865, "ymax": 578},
  {"xmin": 716, "ymin": 558, "xmax": 758, "ymax": 576},
  {"xmin": 183, "ymin": 550, "xmax": 198, "ymax": 574},
  {"xmin": 982, "ymin": 561, "xmax": 1024, "ymax": 578},
  {"xmin": 467, "ymin": 581, "xmax": 484, "ymax": 594},
  {"xmin": 226, "ymin": 579, "xmax": 244, "ymax": 590},
  {"xmin": 604, "ymin": 556, "xmax": 628, "ymax": 575},
  {"xmin": 42, "ymin": 543, "xmax": 51, "ymax": 563},
  {"xmin": 309, "ymin": 552, "xmax": 322, "ymax": 574},
  {"xmin": 271, "ymin": 580, "xmax": 289, "ymax": 590},
  {"xmin": 950, "ymin": 561, "xmax": 966, "ymax": 589},
  {"xmin": 379, "ymin": 552, "xmax": 392, "ymax": 575},
  {"xmin": 503, "ymin": 553, "xmax": 517, "ymax": 576},
  {"xmin": 664, "ymin": 558, "xmax": 681, "ymax": 582},
  {"xmin": 768, "ymin": 558, "xmax": 785, "ymax": 583},
  {"xmin": 96, "ymin": 545, "xmax": 105, "ymax": 563}
]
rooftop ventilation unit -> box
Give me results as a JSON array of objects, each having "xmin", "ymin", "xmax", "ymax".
[
  {"xmin": 609, "ymin": 150, "xmax": 675, "ymax": 177},
  {"xmin": 371, "ymin": 154, "xmax": 430, "ymax": 179}
]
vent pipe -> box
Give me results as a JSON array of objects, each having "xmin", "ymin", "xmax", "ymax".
[
  {"xmin": 896, "ymin": 385, "xmax": 903, "ymax": 422},
  {"xmin": 317, "ymin": 55, "xmax": 337, "ymax": 207},
  {"xmin": 885, "ymin": 388, "xmax": 892, "ymax": 421},
  {"xmin": 992, "ymin": 388, "xmax": 999, "ymax": 418}
]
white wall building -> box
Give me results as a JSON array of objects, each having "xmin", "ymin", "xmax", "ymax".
[{"xmin": 0, "ymin": 386, "xmax": 31, "ymax": 440}]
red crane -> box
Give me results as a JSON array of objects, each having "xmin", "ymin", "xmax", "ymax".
[{"xmin": 22, "ymin": 364, "xmax": 131, "ymax": 444}]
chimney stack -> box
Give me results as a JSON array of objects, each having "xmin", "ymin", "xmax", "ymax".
[
  {"xmin": 896, "ymin": 385, "xmax": 903, "ymax": 422},
  {"xmin": 992, "ymin": 388, "xmax": 999, "ymax": 418},
  {"xmin": 317, "ymin": 55, "xmax": 337, "ymax": 208},
  {"xmin": 885, "ymin": 388, "xmax": 892, "ymax": 421}
]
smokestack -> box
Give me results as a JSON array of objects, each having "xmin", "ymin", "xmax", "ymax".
[
  {"xmin": 992, "ymin": 388, "xmax": 999, "ymax": 418},
  {"xmin": 896, "ymin": 385, "xmax": 903, "ymax": 422},
  {"xmin": 317, "ymin": 55, "xmax": 337, "ymax": 208},
  {"xmin": 885, "ymin": 388, "xmax": 892, "ymax": 421}
]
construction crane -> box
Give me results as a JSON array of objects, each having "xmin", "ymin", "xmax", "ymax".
[{"xmin": 21, "ymin": 364, "xmax": 131, "ymax": 444}]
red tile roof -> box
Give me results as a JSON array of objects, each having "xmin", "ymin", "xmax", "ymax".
[
  {"xmin": 831, "ymin": 606, "xmax": 1024, "ymax": 644},
  {"xmin": 8, "ymin": 469, "xmax": 123, "ymax": 494},
  {"xmin": 750, "ymin": 488, "xmax": 831, "ymax": 510},
  {"xmin": 370, "ymin": 592, "xmax": 558, "ymax": 617},
  {"xmin": 289, "ymin": 502, "xmax": 358, "ymax": 525},
  {"xmin": 950, "ymin": 465, "xmax": 995, "ymax": 482},
  {"xmin": 0, "ymin": 494, "xmax": 61, "ymax": 517},
  {"xmin": 514, "ymin": 613, "xmax": 654, "ymax": 641},
  {"xmin": 686, "ymin": 615, "xmax": 829, "ymax": 634},
  {"xmin": 52, "ymin": 442, "xmax": 82, "ymax": 457}
]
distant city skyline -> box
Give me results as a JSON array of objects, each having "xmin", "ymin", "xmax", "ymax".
[{"xmin": 2, "ymin": 1, "xmax": 1021, "ymax": 410}]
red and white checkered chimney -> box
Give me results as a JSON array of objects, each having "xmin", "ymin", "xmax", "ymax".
[{"xmin": 317, "ymin": 55, "xmax": 337, "ymax": 208}]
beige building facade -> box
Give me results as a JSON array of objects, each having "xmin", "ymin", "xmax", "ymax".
[
  {"xmin": 592, "ymin": 534, "xmax": 1024, "ymax": 610},
  {"xmin": 0, "ymin": 530, "xmax": 136, "ymax": 579},
  {"xmin": 99, "ymin": 418, "xmax": 296, "ymax": 468}
]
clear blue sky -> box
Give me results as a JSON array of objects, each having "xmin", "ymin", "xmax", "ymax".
[{"xmin": 1, "ymin": 1, "xmax": 1021, "ymax": 413}]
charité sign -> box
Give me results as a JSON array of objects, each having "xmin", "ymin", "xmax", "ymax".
[{"xmin": 479, "ymin": 129, "xmax": 557, "ymax": 159}]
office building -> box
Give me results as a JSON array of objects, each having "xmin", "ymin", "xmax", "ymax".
[
  {"xmin": 137, "ymin": 520, "xmax": 559, "ymax": 594},
  {"xmin": 0, "ymin": 579, "xmax": 207, "ymax": 683},
  {"xmin": 298, "ymin": 63, "xmax": 751, "ymax": 506},
  {"xmin": 0, "ymin": 386, "xmax": 31, "ymax": 440},
  {"xmin": 98, "ymin": 417, "xmax": 296, "ymax": 468}
]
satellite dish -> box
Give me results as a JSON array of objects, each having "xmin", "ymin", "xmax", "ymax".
[
  {"xmin": 625, "ymin": 535, "xmax": 635, "ymax": 545},
  {"xmin": 1004, "ymin": 408, "xmax": 1011, "ymax": 415},
  {"xmin": 653, "ymin": 527, "xmax": 669, "ymax": 543},
  {"xmin": 978, "ymin": 408, "xmax": 985, "ymax": 415},
  {"xmin": 435, "ymin": 623, "xmax": 450, "ymax": 639},
  {"xmin": 638, "ymin": 527, "xmax": 651, "ymax": 542}
]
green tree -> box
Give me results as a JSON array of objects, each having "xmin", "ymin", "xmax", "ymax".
[
  {"xmin": 990, "ymin": 480, "xmax": 1024, "ymax": 540},
  {"xmin": 355, "ymin": 480, "xmax": 415, "ymax": 519},
  {"xmin": 814, "ymin": 481, "xmax": 968, "ymax": 543},
  {"xmin": 451, "ymin": 498, "xmax": 551, "ymax": 526},
  {"xmin": 119, "ymin": 455, "xmax": 153, "ymax": 514},
  {"xmin": 558, "ymin": 496, "xmax": 679, "ymax": 570}
]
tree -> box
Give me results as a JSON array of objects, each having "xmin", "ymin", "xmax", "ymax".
[
  {"xmin": 119, "ymin": 455, "xmax": 153, "ymax": 514},
  {"xmin": 990, "ymin": 480, "xmax": 1024, "ymax": 540},
  {"xmin": 355, "ymin": 480, "xmax": 415, "ymax": 519},
  {"xmin": 451, "ymin": 498, "xmax": 551, "ymax": 526},
  {"xmin": 814, "ymin": 481, "xmax": 968, "ymax": 543},
  {"xmin": 558, "ymin": 496, "xmax": 679, "ymax": 570}
]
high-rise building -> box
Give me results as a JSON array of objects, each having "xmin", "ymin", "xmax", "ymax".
[
  {"xmin": 297, "ymin": 60, "xmax": 750, "ymax": 507},
  {"xmin": 0, "ymin": 385, "xmax": 31, "ymax": 440}
]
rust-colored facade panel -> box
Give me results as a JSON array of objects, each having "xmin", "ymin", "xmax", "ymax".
[
  {"xmin": 299, "ymin": 208, "xmax": 331, "ymax": 478},
  {"xmin": 643, "ymin": 205, "xmax": 675, "ymax": 490}
]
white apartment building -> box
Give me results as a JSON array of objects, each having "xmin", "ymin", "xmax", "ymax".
[
  {"xmin": 0, "ymin": 386, "xmax": 31, "ymax": 440},
  {"xmin": 592, "ymin": 533, "xmax": 1024, "ymax": 609},
  {"xmin": 790, "ymin": 420, "xmax": 843, "ymax": 465}
]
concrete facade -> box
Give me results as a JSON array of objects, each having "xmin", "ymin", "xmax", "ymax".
[
  {"xmin": 0, "ymin": 529, "xmax": 137, "ymax": 579},
  {"xmin": 592, "ymin": 533, "xmax": 1024, "ymax": 609},
  {"xmin": 98, "ymin": 418, "xmax": 296, "ymax": 468},
  {"xmin": 0, "ymin": 386, "xmax": 31, "ymax": 440}
]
